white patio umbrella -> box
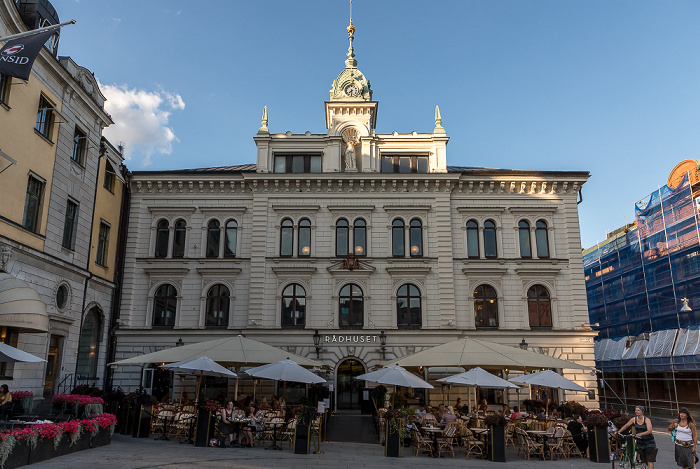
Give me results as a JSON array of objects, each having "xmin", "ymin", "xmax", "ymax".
[
  {"xmin": 0, "ymin": 342, "xmax": 44, "ymax": 363},
  {"xmin": 438, "ymin": 367, "xmax": 519, "ymax": 412},
  {"xmin": 246, "ymin": 359, "xmax": 325, "ymax": 403},
  {"xmin": 355, "ymin": 365, "xmax": 434, "ymax": 407},
  {"xmin": 161, "ymin": 356, "xmax": 237, "ymax": 403},
  {"xmin": 509, "ymin": 370, "xmax": 588, "ymax": 417}
]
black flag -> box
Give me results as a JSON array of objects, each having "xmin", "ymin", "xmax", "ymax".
[{"xmin": 0, "ymin": 29, "xmax": 56, "ymax": 81}]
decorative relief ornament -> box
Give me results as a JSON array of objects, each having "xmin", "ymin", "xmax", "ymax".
[{"xmin": 0, "ymin": 245, "xmax": 11, "ymax": 272}]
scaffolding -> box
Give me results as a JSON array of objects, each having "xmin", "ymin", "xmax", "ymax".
[{"xmin": 583, "ymin": 173, "xmax": 700, "ymax": 415}]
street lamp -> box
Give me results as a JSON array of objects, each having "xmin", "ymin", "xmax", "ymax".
[
  {"xmin": 313, "ymin": 330, "xmax": 321, "ymax": 358},
  {"xmin": 175, "ymin": 337, "xmax": 184, "ymax": 347},
  {"xmin": 519, "ymin": 338, "xmax": 528, "ymax": 351},
  {"xmin": 380, "ymin": 330, "xmax": 387, "ymax": 359}
]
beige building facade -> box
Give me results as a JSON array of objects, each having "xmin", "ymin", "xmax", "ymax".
[
  {"xmin": 112, "ymin": 23, "xmax": 597, "ymax": 409},
  {"xmin": 0, "ymin": 0, "xmax": 124, "ymax": 398}
]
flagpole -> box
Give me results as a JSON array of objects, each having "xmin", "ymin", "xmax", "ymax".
[{"xmin": 0, "ymin": 20, "xmax": 75, "ymax": 43}]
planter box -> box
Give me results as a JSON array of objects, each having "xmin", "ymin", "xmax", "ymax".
[
  {"xmin": 91, "ymin": 427, "xmax": 112, "ymax": 448},
  {"xmin": 488, "ymin": 425, "xmax": 507, "ymax": 462},
  {"xmin": 384, "ymin": 421, "xmax": 401, "ymax": 458},
  {"xmin": 194, "ymin": 410, "xmax": 214, "ymax": 447},
  {"xmin": 132, "ymin": 406, "xmax": 151, "ymax": 439},
  {"xmin": 589, "ymin": 426, "xmax": 610, "ymax": 463},
  {"xmin": 2, "ymin": 439, "xmax": 30, "ymax": 469},
  {"xmin": 122, "ymin": 406, "xmax": 135, "ymax": 436},
  {"xmin": 28, "ymin": 438, "xmax": 55, "ymax": 465},
  {"xmin": 294, "ymin": 424, "xmax": 310, "ymax": 454}
]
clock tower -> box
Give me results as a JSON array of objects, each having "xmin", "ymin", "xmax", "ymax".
[{"xmin": 325, "ymin": 18, "xmax": 378, "ymax": 172}]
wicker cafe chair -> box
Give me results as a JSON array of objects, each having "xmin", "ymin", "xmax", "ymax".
[
  {"xmin": 505, "ymin": 422, "xmax": 516, "ymax": 447},
  {"xmin": 515, "ymin": 427, "xmax": 545, "ymax": 460},
  {"xmin": 435, "ymin": 425, "xmax": 457, "ymax": 459},
  {"xmin": 412, "ymin": 427, "xmax": 434, "ymax": 457},
  {"xmin": 152, "ymin": 409, "xmax": 173, "ymax": 436},
  {"xmin": 546, "ymin": 426, "xmax": 567, "ymax": 460},
  {"xmin": 563, "ymin": 429, "xmax": 584, "ymax": 458},
  {"xmin": 173, "ymin": 411, "xmax": 197, "ymax": 440},
  {"xmin": 261, "ymin": 416, "xmax": 285, "ymax": 444},
  {"xmin": 281, "ymin": 418, "xmax": 296, "ymax": 447},
  {"xmin": 463, "ymin": 428, "xmax": 485, "ymax": 459}
]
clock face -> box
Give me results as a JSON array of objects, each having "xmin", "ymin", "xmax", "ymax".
[{"xmin": 344, "ymin": 83, "xmax": 360, "ymax": 97}]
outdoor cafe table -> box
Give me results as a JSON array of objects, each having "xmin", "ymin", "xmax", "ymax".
[
  {"xmin": 469, "ymin": 427, "xmax": 489, "ymax": 459},
  {"xmin": 422, "ymin": 427, "xmax": 443, "ymax": 458},
  {"xmin": 264, "ymin": 419, "xmax": 284, "ymax": 451},
  {"xmin": 526, "ymin": 429, "xmax": 554, "ymax": 460}
]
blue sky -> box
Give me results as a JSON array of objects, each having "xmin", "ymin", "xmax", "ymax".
[{"xmin": 50, "ymin": 0, "xmax": 700, "ymax": 249}]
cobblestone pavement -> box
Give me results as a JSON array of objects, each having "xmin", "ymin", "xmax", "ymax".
[{"xmin": 27, "ymin": 426, "xmax": 678, "ymax": 469}]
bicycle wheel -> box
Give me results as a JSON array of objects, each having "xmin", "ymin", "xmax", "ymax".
[{"xmin": 612, "ymin": 449, "xmax": 631, "ymax": 469}]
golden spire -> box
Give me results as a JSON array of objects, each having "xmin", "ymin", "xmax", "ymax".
[{"xmin": 345, "ymin": 0, "xmax": 357, "ymax": 68}]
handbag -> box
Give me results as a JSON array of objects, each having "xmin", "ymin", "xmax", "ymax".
[{"xmin": 671, "ymin": 419, "xmax": 677, "ymax": 442}]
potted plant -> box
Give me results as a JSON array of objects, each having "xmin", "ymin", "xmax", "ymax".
[
  {"xmin": 195, "ymin": 399, "xmax": 219, "ymax": 447},
  {"xmin": 384, "ymin": 408, "xmax": 411, "ymax": 457},
  {"xmin": 586, "ymin": 411, "xmax": 610, "ymax": 463},
  {"xmin": 484, "ymin": 413, "xmax": 507, "ymax": 462},
  {"xmin": 294, "ymin": 406, "xmax": 318, "ymax": 454}
]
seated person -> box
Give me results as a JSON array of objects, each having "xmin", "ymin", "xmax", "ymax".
[
  {"xmin": 271, "ymin": 395, "xmax": 280, "ymax": 409},
  {"xmin": 478, "ymin": 399, "xmax": 488, "ymax": 413},
  {"xmin": 0, "ymin": 385, "xmax": 12, "ymax": 418},
  {"xmin": 260, "ymin": 397, "xmax": 269, "ymax": 408},
  {"xmin": 421, "ymin": 408, "xmax": 437, "ymax": 425},
  {"xmin": 509, "ymin": 406, "xmax": 523, "ymax": 422},
  {"xmin": 414, "ymin": 406, "xmax": 427, "ymax": 419},
  {"xmin": 240, "ymin": 404, "xmax": 258, "ymax": 447},
  {"xmin": 536, "ymin": 408, "xmax": 547, "ymax": 418},
  {"xmin": 500, "ymin": 404, "xmax": 510, "ymax": 417},
  {"xmin": 440, "ymin": 410, "xmax": 457, "ymax": 424},
  {"xmin": 218, "ymin": 400, "xmax": 239, "ymax": 447},
  {"xmin": 566, "ymin": 414, "xmax": 589, "ymax": 457}
]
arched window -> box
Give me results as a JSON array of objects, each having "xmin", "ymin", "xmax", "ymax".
[
  {"xmin": 206, "ymin": 220, "xmax": 220, "ymax": 258},
  {"xmin": 281, "ymin": 284, "xmax": 305, "ymax": 329},
  {"xmin": 397, "ymin": 284, "xmax": 421, "ymax": 329},
  {"xmin": 518, "ymin": 220, "xmax": 531, "ymax": 258},
  {"xmin": 339, "ymin": 284, "xmax": 363, "ymax": 329},
  {"xmin": 298, "ymin": 218, "xmax": 311, "ymax": 257},
  {"xmin": 76, "ymin": 307, "xmax": 101, "ymax": 379},
  {"xmin": 224, "ymin": 220, "xmax": 237, "ymax": 258},
  {"xmin": 172, "ymin": 219, "xmax": 186, "ymax": 258},
  {"xmin": 280, "ymin": 218, "xmax": 294, "ymax": 257},
  {"xmin": 409, "ymin": 219, "xmax": 423, "ymax": 257},
  {"xmin": 484, "ymin": 220, "xmax": 497, "ymax": 258},
  {"xmin": 155, "ymin": 219, "xmax": 169, "ymax": 258},
  {"xmin": 535, "ymin": 220, "xmax": 549, "ymax": 258},
  {"xmin": 392, "ymin": 219, "xmax": 405, "ymax": 257},
  {"xmin": 206, "ymin": 284, "xmax": 229, "ymax": 327},
  {"xmin": 336, "ymin": 218, "xmax": 349, "ymax": 257},
  {"xmin": 353, "ymin": 219, "xmax": 366, "ymax": 257},
  {"xmin": 153, "ymin": 284, "xmax": 177, "ymax": 327},
  {"xmin": 466, "ymin": 220, "xmax": 479, "ymax": 258},
  {"xmin": 527, "ymin": 285, "xmax": 552, "ymax": 328},
  {"xmin": 474, "ymin": 284, "xmax": 498, "ymax": 328}
]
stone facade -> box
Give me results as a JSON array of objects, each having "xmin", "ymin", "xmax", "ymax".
[{"xmin": 113, "ymin": 21, "xmax": 597, "ymax": 408}]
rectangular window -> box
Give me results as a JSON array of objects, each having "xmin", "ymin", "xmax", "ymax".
[
  {"xmin": 35, "ymin": 95, "xmax": 55, "ymax": 141},
  {"xmin": 96, "ymin": 221, "xmax": 110, "ymax": 266},
  {"xmin": 0, "ymin": 74, "xmax": 10, "ymax": 106},
  {"xmin": 103, "ymin": 163, "xmax": 115, "ymax": 192},
  {"xmin": 381, "ymin": 156, "xmax": 429, "ymax": 173},
  {"xmin": 61, "ymin": 200, "xmax": 78, "ymax": 249},
  {"xmin": 22, "ymin": 175, "xmax": 44, "ymax": 233},
  {"xmin": 71, "ymin": 128, "xmax": 87, "ymax": 165},
  {"xmin": 273, "ymin": 155, "xmax": 322, "ymax": 173},
  {"xmin": 0, "ymin": 327, "xmax": 18, "ymax": 378}
]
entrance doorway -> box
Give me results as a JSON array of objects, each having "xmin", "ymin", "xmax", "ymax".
[
  {"xmin": 44, "ymin": 335, "xmax": 63, "ymax": 397},
  {"xmin": 336, "ymin": 359, "xmax": 365, "ymax": 410}
]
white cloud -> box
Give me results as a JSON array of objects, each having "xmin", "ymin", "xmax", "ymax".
[{"xmin": 100, "ymin": 83, "xmax": 185, "ymax": 167}]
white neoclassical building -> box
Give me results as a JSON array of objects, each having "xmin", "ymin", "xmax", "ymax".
[{"xmin": 112, "ymin": 21, "xmax": 597, "ymax": 409}]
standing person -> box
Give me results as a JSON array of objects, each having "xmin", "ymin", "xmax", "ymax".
[
  {"xmin": 616, "ymin": 406, "xmax": 658, "ymax": 469},
  {"xmin": 668, "ymin": 407, "xmax": 697, "ymax": 469},
  {"xmin": 567, "ymin": 414, "xmax": 589, "ymax": 457}
]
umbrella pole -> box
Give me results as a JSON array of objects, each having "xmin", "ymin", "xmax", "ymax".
[{"xmin": 195, "ymin": 375, "xmax": 203, "ymax": 404}]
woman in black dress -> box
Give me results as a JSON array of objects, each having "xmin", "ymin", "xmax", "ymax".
[
  {"xmin": 218, "ymin": 400, "xmax": 238, "ymax": 447},
  {"xmin": 567, "ymin": 414, "xmax": 589, "ymax": 457}
]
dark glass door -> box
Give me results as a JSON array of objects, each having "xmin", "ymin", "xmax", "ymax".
[{"xmin": 336, "ymin": 359, "xmax": 364, "ymax": 410}]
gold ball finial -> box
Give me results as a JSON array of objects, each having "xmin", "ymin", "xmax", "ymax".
[{"xmin": 347, "ymin": 19, "xmax": 355, "ymax": 37}]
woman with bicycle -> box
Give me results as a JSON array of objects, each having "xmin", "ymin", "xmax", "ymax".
[
  {"xmin": 616, "ymin": 406, "xmax": 657, "ymax": 469},
  {"xmin": 668, "ymin": 407, "xmax": 697, "ymax": 469}
]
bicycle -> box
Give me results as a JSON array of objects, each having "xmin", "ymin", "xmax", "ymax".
[{"xmin": 611, "ymin": 433, "xmax": 646, "ymax": 469}]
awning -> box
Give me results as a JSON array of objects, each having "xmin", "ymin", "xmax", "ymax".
[{"xmin": 0, "ymin": 272, "xmax": 48, "ymax": 333}]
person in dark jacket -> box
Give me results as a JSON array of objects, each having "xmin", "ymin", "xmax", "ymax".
[{"xmin": 567, "ymin": 414, "xmax": 589, "ymax": 457}]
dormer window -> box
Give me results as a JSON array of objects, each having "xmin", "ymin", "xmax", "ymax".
[
  {"xmin": 274, "ymin": 154, "xmax": 322, "ymax": 173},
  {"xmin": 381, "ymin": 155, "xmax": 429, "ymax": 173}
]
